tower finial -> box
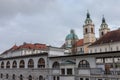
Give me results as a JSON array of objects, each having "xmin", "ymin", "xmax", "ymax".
[
  {"xmin": 70, "ymin": 29, "xmax": 74, "ymax": 34},
  {"xmin": 102, "ymin": 15, "xmax": 105, "ymax": 23},
  {"xmin": 87, "ymin": 10, "xmax": 90, "ymax": 18}
]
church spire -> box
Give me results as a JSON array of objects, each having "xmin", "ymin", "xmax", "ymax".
[
  {"xmin": 87, "ymin": 10, "xmax": 90, "ymax": 18},
  {"xmin": 102, "ymin": 15, "xmax": 106, "ymax": 23},
  {"xmin": 85, "ymin": 10, "xmax": 92, "ymax": 24},
  {"xmin": 100, "ymin": 15, "xmax": 108, "ymax": 28},
  {"xmin": 99, "ymin": 15, "xmax": 110, "ymax": 38}
]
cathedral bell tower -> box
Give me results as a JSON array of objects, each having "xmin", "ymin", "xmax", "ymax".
[
  {"xmin": 83, "ymin": 11, "xmax": 96, "ymax": 53},
  {"xmin": 99, "ymin": 16, "xmax": 110, "ymax": 38}
]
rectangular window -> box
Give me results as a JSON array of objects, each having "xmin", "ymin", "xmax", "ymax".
[
  {"xmin": 80, "ymin": 78, "xmax": 83, "ymax": 80},
  {"xmin": 57, "ymin": 76, "xmax": 59, "ymax": 80},
  {"xmin": 90, "ymin": 50, "xmax": 92, "ymax": 53},
  {"xmin": 95, "ymin": 49, "xmax": 96, "ymax": 52},
  {"xmin": 53, "ymin": 76, "xmax": 55, "ymax": 80},
  {"xmin": 80, "ymin": 48, "xmax": 82, "ymax": 52},
  {"xmin": 111, "ymin": 47, "xmax": 112, "ymax": 51},
  {"xmin": 85, "ymin": 78, "xmax": 89, "ymax": 80},
  {"xmin": 61, "ymin": 69, "xmax": 65, "ymax": 75},
  {"xmin": 67, "ymin": 68, "xmax": 72, "ymax": 75},
  {"xmin": 1, "ymin": 74, "xmax": 3, "ymax": 78},
  {"xmin": 105, "ymin": 48, "xmax": 107, "ymax": 52}
]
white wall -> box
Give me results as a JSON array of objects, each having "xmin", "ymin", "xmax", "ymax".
[
  {"xmin": 48, "ymin": 47, "xmax": 64, "ymax": 56},
  {"xmin": 89, "ymin": 42, "xmax": 120, "ymax": 53},
  {"xmin": 60, "ymin": 76, "xmax": 75, "ymax": 80}
]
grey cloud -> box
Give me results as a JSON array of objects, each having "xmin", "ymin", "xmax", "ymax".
[
  {"xmin": 0, "ymin": 0, "xmax": 120, "ymax": 53},
  {"xmin": 0, "ymin": 0, "xmax": 52, "ymax": 15}
]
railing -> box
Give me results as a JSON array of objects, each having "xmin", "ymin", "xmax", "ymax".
[
  {"xmin": 90, "ymin": 68, "xmax": 120, "ymax": 75},
  {"xmin": 77, "ymin": 51, "xmax": 84, "ymax": 54},
  {"xmin": 0, "ymin": 68, "xmax": 49, "ymax": 72},
  {"xmin": 104, "ymin": 71, "xmax": 120, "ymax": 75},
  {"xmin": 90, "ymin": 68, "xmax": 103, "ymax": 75}
]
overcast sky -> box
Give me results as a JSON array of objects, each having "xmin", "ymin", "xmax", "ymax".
[{"xmin": 0, "ymin": 0, "xmax": 120, "ymax": 53}]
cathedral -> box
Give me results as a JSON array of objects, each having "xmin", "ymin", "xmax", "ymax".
[
  {"xmin": 63, "ymin": 11, "xmax": 120, "ymax": 54},
  {"xmin": 0, "ymin": 12, "xmax": 120, "ymax": 80}
]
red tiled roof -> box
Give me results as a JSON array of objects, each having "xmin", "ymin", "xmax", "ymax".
[
  {"xmin": 2, "ymin": 43, "xmax": 47, "ymax": 55},
  {"xmin": 90, "ymin": 29, "xmax": 120, "ymax": 46},
  {"xmin": 75, "ymin": 39, "xmax": 83, "ymax": 47},
  {"xmin": 18, "ymin": 43, "xmax": 47, "ymax": 50},
  {"xmin": 61, "ymin": 39, "xmax": 83, "ymax": 48},
  {"xmin": 10, "ymin": 45, "xmax": 18, "ymax": 51}
]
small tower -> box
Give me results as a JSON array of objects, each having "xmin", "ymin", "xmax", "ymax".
[
  {"xmin": 83, "ymin": 11, "xmax": 96, "ymax": 53},
  {"xmin": 99, "ymin": 16, "xmax": 110, "ymax": 38}
]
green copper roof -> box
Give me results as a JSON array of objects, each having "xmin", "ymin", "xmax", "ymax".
[
  {"xmin": 65, "ymin": 29, "xmax": 78, "ymax": 40},
  {"xmin": 61, "ymin": 60, "xmax": 76, "ymax": 65}
]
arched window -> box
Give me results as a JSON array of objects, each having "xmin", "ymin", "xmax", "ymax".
[
  {"xmin": 91, "ymin": 28, "xmax": 93, "ymax": 33},
  {"xmin": 6, "ymin": 74, "xmax": 9, "ymax": 79},
  {"xmin": 38, "ymin": 58, "xmax": 45, "ymax": 68},
  {"xmin": 78, "ymin": 60, "xmax": 90, "ymax": 68},
  {"xmin": 19, "ymin": 60, "xmax": 25, "ymax": 68},
  {"xmin": 101, "ymin": 32, "xmax": 104, "ymax": 36},
  {"xmin": 85, "ymin": 28, "xmax": 88, "ymax": 34},
  {"xmin": 28, "ymin": 75, "xmax": 32, "ymax": 80},
  {"xmin": 20, "ymin": 75, "xmax": 23, "ymax": 80},
  {"xmin": 13, "ymin": 74, "xmax": 15, "ymax": 80},
  {"xmin": 1, "ymin": 62, "xmax": 4, "ymax": 68},
  {"xmin": 12, "ymin": 61, "xmax": 17, "ymax": 68},
  {"xmin": 52, "ymin": 62, "xmax": 60, "ymax": 69},
  {"xmin": 39, "ymin": 75, "xmax": 44, "ymax": 80},
  {"xmin": 28, "ymin": 59, "xmax": 34, "ymax": 68},
  {"xmin": 6, "ymin": 61, "xmax": 10, "ymax": 68}
]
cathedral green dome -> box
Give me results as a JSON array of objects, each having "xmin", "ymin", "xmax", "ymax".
[{"xmin": 65, "ymin": 29, "xmax": 78, "ymax": 40}]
